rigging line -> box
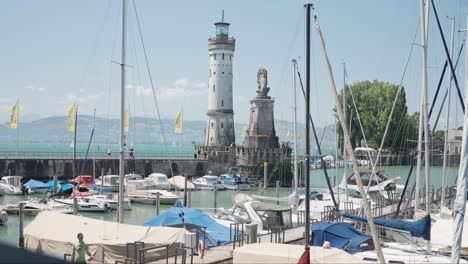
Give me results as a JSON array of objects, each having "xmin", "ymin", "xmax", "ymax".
[
  {"xmin": 430, "ymin": 0, "xmax": 465, "ymax": 113},
  {"xmin": 297, "ymin": 70, "xmax": 338, "ymax": 210},
  {"xmin": 132, "ymin": 0, "xmax": 174, "ymax": 177},
  {"xmin": 429, "ymin": 41, "xmax": 465, "ymax": 118},
  {"xmin": 370, "ymin": 18, "xmax": 420, "ymax": 179}
]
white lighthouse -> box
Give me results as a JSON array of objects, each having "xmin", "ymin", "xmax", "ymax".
[{"xmin": 204, "ymin": 12, "xmax": 236, "ymax": 146}]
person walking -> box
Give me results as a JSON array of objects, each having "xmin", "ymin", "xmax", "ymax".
[{"xmin": 71, "ymin": 233, "xmax": 95, "ymax": 263}]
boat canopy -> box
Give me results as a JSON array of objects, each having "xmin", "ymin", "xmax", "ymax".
[
  {"xmin": 24, "ymin": 179, "xmax": 49, "ymax": 190},
  {"xmin": 311, "ymin": 222, "xmax": 374, "ymax": 254},
  {"xmin": 46, "ymin": 180, "xmax": 62, "ymax": 191},
  {"xmin": 144, "ymin": 207, "xmax": 234, "ymax": 246},
  {"xmin": 25, "ymin": 211, "xmax": 186, "ymax": 263},
  {"xmin": 236, "ymin": 201, "xmax": 291, "ymax": 212},
  {"xmin": 342, "ymin": 213, "xmax": 431, "ymax": 240}
]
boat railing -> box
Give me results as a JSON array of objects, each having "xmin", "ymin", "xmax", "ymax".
[
  {"xmin": 229, "ymin": 222, "xmax": 244, "ymax": 242},
  {"xmin": 174, "ymin": 246, "xmax": 194, "ymax": 264},
  {"xmin": 232, "ymin": 233, "xmax": 249, "ymax": 250},
  {"xmin": 137, "ymin": 244, "xmax": 170, "ymax": 264},
  {"xmin": 0, "ymin": 151, "xmax": 195, "ymax": 160},
  {"xmin": 269, "ymin": 226, "xmax": 285, "ymax": 243}
]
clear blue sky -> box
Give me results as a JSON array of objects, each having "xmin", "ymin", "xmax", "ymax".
[{"xmin": 0, "ymin": 0, "xmax": 466, "ymax": 131}]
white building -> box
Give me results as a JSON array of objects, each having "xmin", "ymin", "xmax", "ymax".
[
  {"xmin": 448, "ymin": 129, "xmax": 463, "ymax": 155},
  {"xmin": 204, "ymin": 13, "xmax": 236, "ymax": 146}
]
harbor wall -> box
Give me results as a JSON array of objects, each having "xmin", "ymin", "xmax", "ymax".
[{"xmin": 0, "ymin": 158, "xmax": 210, "ymax": 181}]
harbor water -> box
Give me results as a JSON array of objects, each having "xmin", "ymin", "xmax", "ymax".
[{"xmin": 0, "ymin": 165, "xmax": 460, "ymax": 247}]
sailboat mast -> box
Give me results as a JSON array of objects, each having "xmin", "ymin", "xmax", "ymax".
[
  {"xmin": 118, "ymin": 0, "xmax": 127, "ymax": 224},
  {"xmin": 311, "ymin": 6, "xmax": 385, "ymax": 262},
  {"xmin": 452, "ymin": 16, "xmax": 468, "ymax": 263},
  {"xmin": 73, "ymin": 104, "xmax": 78, "ymax": 179},
  {"xmin": 304, "ymin": 3, "xmax": 311, "ymax": 246},
  {"xmin": 292, "ymin": 59, "xmax": 299, "ymax": 194},
  {"xmin": 342, "ymin": 63, "xmax": 347, "ymax": 200},
  {"xmin": 93, "ymin": 108, "xmax": 96, "ymax": 180},
  {"xmin": 441, "ymin": 17, "xmax": 455, "ymax": 216},
  {"xmin": 16, "ymin": 99, "xmax": 19, "ymax": 160}
]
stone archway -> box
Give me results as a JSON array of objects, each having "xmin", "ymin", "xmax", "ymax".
[
  {"xmin": 64, "ymin": 162, "xmax": 73, "ymax": 178},
  {"xmin": 144, "ymin": 162, "xmax": 153, "ymax": 177},
  {"xmin": 195, "ymin": 163, "xmax": 204, "ymax": 176},
  {"xmin": 37, "ymin": 161, "xmax": 46, "ymax": 178},
  {"xmin": 7, "ymin": 162, "xmax": 17, "ymax": 175},
  {"xmin": 171, "ymin": 163, "xmax": 179, "ymax": 176}
]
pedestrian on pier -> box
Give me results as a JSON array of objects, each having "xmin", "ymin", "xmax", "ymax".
[
  {"xmin": 71, "ymin": 233, "xmax": 95, "ymax": 263},
  {"xmin": 107, "ymin": 149, "xmax": 111, "ymax": 157},
  {"xmin": 129, "ymin": 148, "xmax": 134, "ymax": 159}
]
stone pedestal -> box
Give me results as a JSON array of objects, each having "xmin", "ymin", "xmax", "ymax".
[{"xmin": 244, "ymin": 96, "xmax": 278, "ymax": 149}]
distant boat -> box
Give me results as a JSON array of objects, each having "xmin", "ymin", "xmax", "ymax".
[
  {"xmin": 193, "ymin": 175, "xmax": 225, "ymax": 190},
  {"xmin": 126, "ymin": 179, "xmax": 179, "ymax": 205}
]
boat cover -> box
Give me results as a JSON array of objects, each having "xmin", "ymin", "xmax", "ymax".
[
  {"xmin": 144, "ymin": 207, "xmax": 234, "ymax": 246},
  {"xmin": 47, "ymin": 180, "xmax": 62, "ymax": 191},
  {"xmin": 236, "ymin": 201, "xmax": 291, "ymax": 212},
  {"xmin": 24, "ymin": 211, "xmax": 186, "ymax": 263},
  {"xmin": 311, "ymin": 222, "xmax": 373, "ymax": 254},
  {"xmin": 342, "ymin": 213, "xmax": 431, "ymax": 240},
  {"xmin": 24, "ymin": 179, "xmax": 49, "ymax": 190},
  {"xmin": 233, "ymin": 243, "xmax": 361, "ymax": 263}
]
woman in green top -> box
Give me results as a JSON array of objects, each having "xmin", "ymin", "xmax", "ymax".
[{"xmin": 71, "ymin": 233, "xmax": 95, "ymax": 263}]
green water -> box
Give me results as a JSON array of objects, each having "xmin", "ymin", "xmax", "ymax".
[{"xmin": 0, "ymin": 165, "xmax": 461, "ymax": 246}]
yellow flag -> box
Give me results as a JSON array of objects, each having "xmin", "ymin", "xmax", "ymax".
[
  {"xmin": 285, "ymin": 130, "xmax": 290, "ymax": 142},
  {"xmin": 67, "ymin": 105, "xmax": 75, "ymax": 132},
  {"xmin": 275, "ymin": 128, "xmax": 279, "ymax": 137},
  {"xmin": 298, "ymin": 131, "xmax": 302, "ymax": 142},
  {"xmin": 124, "ymin": 108, "xmax": 129, "ymax": 133},
  {"xmin": 175, "ymin": 111, "xmax": 183, "ymax": 134},
  {"xmin": 242, "ymin": 126, "xmax": 247, "ymax": 140},
  {"xmin": 10, "ymin": 100, "xmax": 18, "ymax": 129}
]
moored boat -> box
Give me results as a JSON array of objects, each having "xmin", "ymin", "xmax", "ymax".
[
  {"xmin": 193, "ymin": 175, "xmax": 225, "ymax": 190},
  {"xmin": 126, "ymin": 179, "xmax": 180, "ymax": 205}
]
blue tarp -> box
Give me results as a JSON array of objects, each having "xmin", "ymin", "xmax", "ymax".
[
  {"xmin": 342, "ymin": 213, "xmax": 431, "ymax": 240},
  {"xmin": 144, "ymin": 207, "xmax": 234, "ymax": 246},
  {"xmin": 47, "ymin": 180, "xmax": 62, "ymax": 191},
  {"xmin": 311, "ymin": 222, "xmax": 373, "ymax": 254},
  {"xmin": 93, "ymin": 184, "xmax": 115, "ymax": 192},
  {"xmin": 24, "ymin": 179, "xmax": 49, "ymax": 190}
]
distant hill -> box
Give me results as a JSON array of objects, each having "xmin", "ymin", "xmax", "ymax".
[{"xmin": 0, "ymin": 116, "xmax": 336, "ymax": 152}]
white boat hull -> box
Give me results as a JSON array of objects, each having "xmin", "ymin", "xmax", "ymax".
[{"xmin": 224, "ymin": 184, "xmax": 250, "ymax": 191}]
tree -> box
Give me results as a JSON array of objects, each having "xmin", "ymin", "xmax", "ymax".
[
  {"xmin": 335, "ymin": 80, "xmax": 417, "ymax": 153},
  {"xmin": 432, "ymin": 130, "xmax": 445, "ymax": 141}
]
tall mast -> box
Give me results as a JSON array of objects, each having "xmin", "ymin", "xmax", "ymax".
[
  {"xmin": 118, "ymin": 0, "xmax": 127, "ymax": 224},
  {"xmin": 452, "ymin": 16, "xmax": 468, "ymax": 263},
  {"xmin": 292, "ymin": 59, "xmax": 299, "ymax": 194},
  {"xmin": 304, "ymin": 3, "xmax": 311, "ymax": 246},
  {"xmin": 93, "ymin": 108, "xmax": 96, "ymax": 180},
  {"xmin": 73, "ymin": 104, "xmax": 78, "ymax": 179},
  {"xmin": 16, "ymin": 99, "xmax": 19, "ymax": 160},
  {"xmin": 342, "ymin": 63, "xmax": 347, "ymax": 200},
  {"xmin": 441, "ymin": 17, "xmax": 455, "ymax": 216},
  {"xmin": 311, "ymin": 6, "xmax": 385, "ymax": 262}
]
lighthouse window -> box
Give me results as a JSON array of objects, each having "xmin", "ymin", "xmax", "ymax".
[
  {"xmin": 222, "ymin": 53, "xmax": 225, "ymax": 60},
  {"xmin": 221, "ymin": 123, "xmax": 224, "ymax": 128},
  {"xmin": 211, "ymin": 122, "xmax": 214, "ymax": 128},
  {"xmin": 230, "ymin": 55, "xmax": 232, "ymax": 60},
  {"xmin": 222, "ymin": 72, "xmax": 224, "ymax": 74},
  {"xmin": 214, "ymin": 54, "xmax": 216, "ymax": 60},
  {"xmin": 213, "ymin": 85, "xmax": 215, "ymax": 92},
  {"xmin": 221, "ymin": 100, "xmax": 224, "ymax": 107}
]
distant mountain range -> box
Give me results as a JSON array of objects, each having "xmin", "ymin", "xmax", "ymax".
[{"xmin": 0, "ymin": 116, "xmax": 336, "ymax": 149}]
